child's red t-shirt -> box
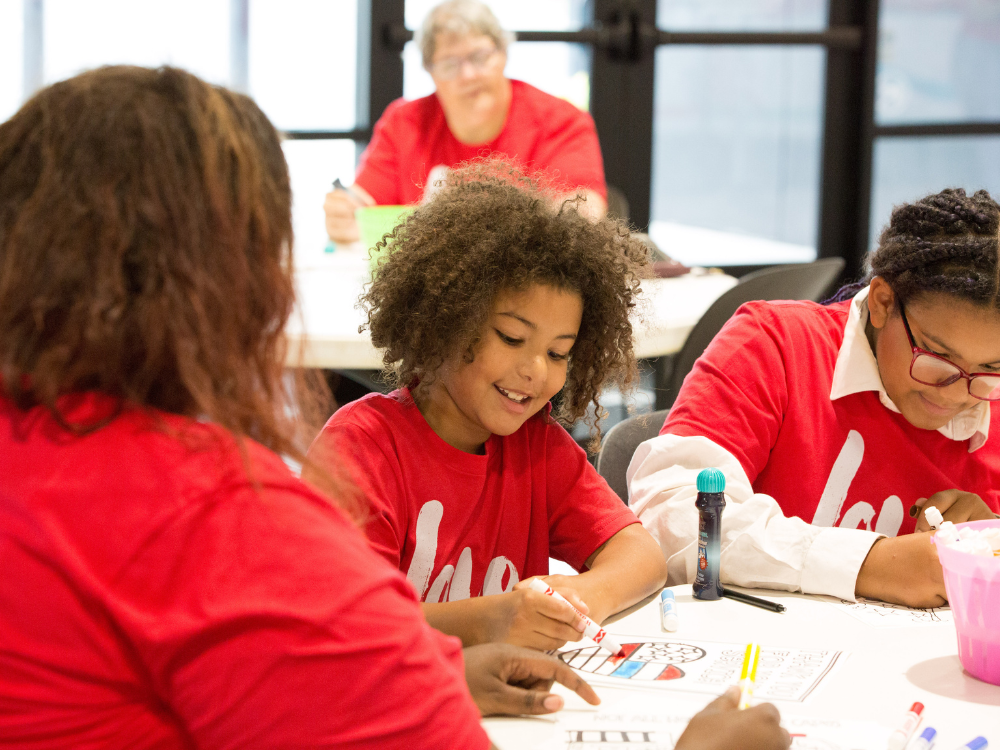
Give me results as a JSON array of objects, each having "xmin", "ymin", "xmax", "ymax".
[
  {"xmin": 0, "ymin": 392, "xmax": 487, "ymax": 749},
  {"xmin": 354, "ymin": 80, "xmax": 607, "ymax": 206},
  {"xmin": 315, "ymin": 390, "xmax": 638, "ymax": 602}
]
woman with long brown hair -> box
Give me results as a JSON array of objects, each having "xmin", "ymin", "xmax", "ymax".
[{"xmin": 0, "ymin": 65, "xmax": 605, "ymax": 748}]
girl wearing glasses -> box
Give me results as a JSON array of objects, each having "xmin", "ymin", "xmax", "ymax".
[
  {"xmin": 323, "ymin": 0, "xmax": 607, "ymax": 246},
  {"xmin": 629, "ymin": 188, "xmax": 1000, "ymax": 609}
]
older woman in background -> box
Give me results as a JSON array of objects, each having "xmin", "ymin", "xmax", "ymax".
[{"xmin": 324, "ymin": 0, "xmax": 607, "ymax": 245}]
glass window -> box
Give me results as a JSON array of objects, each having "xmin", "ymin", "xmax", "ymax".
[
  {"xmin": 404, "ymin": 40, "xmax": 589, "ymax": 110},
  {"xmin": 658, "ymin": 0, "xmax": 828, "ymax": 31},
  {"xmin": 649, "ymin": 46, "xmax": 824, "ymax": 267},
  {"xmin": 405, "ymin": 0, "xmax": 587, "ymax": 32},
  {"xmin": 44, "ymin": 0, "xmax": 230, "ymax": 86},
  {"xmin": 248, "ymin": 0, "xmax": 357, "ymax": 131},
  {"xmin": 0, "ymin": 0, "xmax": 24, "ymax": 123},
  {"xmin": 283, "ymin": 139, "xmax": 358, "ymax": 267},
  {"xmin": 869, "ymin": 136, "xmax": 1000, "ymax": 249},
  {"xmin": 877, "ymin": 0, "xmax": 1000, "ymax": 125}
]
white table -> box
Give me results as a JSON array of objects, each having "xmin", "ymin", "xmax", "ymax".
[
  {"xmin": 483, "ymin": 585, "xmax": 1000, "ymax": 749},
  {"xmin": 285, "ymin": 255, "xmax": 738, "ymax": 369}
]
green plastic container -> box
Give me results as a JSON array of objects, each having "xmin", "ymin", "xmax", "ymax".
[{"xmin": 355, "ymin": 205, "xmax": 414, "ymax": 268}]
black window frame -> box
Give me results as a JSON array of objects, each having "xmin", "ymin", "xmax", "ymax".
[{"xmin": 20, "ymin": 0, "xmax": 996, "ymax": 282}]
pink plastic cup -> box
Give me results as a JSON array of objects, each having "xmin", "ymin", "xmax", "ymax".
[{"xmin": 932, "ymin": 519, "xmax": 1000, "ymax": 686}]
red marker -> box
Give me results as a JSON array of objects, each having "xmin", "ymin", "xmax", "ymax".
[
  {"xmin": 527, "ymin": 579, "xmax": 624, "ymax": 656},
  {"xmin": 887, "ymin": 702, "xmax": 924, "ymax": 750}
]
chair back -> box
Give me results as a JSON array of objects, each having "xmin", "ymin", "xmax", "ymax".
[
  {"xmin": 595, "ymin": 409, "xmax": 669, "ymax": 503},
  {"xmin": 662, "ymin": 258, "xmax": 845, "ymax": 409}
]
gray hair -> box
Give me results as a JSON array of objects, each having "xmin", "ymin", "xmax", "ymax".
[{"xmin": 416, "ymin": 0, "xmax": 515, "ymax": 69}]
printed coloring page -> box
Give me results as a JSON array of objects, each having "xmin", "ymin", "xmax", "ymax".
[
  {"xmin": 824, "ymin": 597, "xmax": 952, "ymax": 627},
  {"xmin": 558, "ymin": 637, "xmax": 843, "ymax": 702}
]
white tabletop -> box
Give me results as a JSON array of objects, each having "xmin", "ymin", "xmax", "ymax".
[
  {"xmin": 285, "ymin": 254, "xmax": 738, "ymax": 369},
  {"xmin": 483, "ymin": 585, "xmax": 1000, "ymax": 749}
]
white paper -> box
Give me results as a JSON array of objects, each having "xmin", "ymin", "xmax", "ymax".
[
  {"xmin": 540, "ymin": 697, "xmax": 891, "ymax": 750},
  {"xmin": 558, "ymin": 636, "xmax": 842, "ymax": 703}
]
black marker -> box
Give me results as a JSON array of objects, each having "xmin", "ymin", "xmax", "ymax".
[{"xmin": 722, "ymin": 587, "xmax": 786, "ymax": 613}]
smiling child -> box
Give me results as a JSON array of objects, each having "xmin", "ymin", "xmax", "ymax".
[
  {"xmin": 305, "ymin": 162, "xmax": 667, "ymax": 650},
  {"xmin": 630, "ymin": 188, "xmax": 1000, "ymax": 609}
]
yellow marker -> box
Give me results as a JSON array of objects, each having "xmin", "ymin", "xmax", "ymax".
[{"xmin": 738, "ymin": 643, "xmax": 761, "ymax": 709}]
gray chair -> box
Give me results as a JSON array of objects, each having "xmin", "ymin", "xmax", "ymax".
[
  {"xmin": 654, "ymin": 257, "xmax": 845, "ymax": 410},
  {"xmin": 595, "ymin": 409, "xmax": 669, "ymax": 504}
]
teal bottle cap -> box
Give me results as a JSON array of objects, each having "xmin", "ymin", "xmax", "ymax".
[{"xmin": 696, "ymin": 468, "xmax": 725, "ymax": 493}]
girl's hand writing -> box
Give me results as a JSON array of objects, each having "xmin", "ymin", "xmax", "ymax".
[{"xmin": 912, "ymin": 489, "xmax": 997, "ymax": 532}]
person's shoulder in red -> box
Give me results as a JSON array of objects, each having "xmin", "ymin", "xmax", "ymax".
[
  {"xmin": 326, "ymin": 387, "xmax": 417, "ymax": 430},
  {"xmin": 731, "ymin": 296, "xmax": 849, "ymax": 338},
  {"xmin": 313, "ymin": 389, "xmax": 423, "ymax": 470},
  {"xmin": 662, "ymin": 297, "xmax": 852, "ymax": 479},
  {"xmin": 378, "ymin": 93, "xmax": 446, "ymax": 136},
  {"xmin": 666, "ymin": 297, "xmax": 851, "ymax": 409},
  {"xmin": 501, "ymin": 80, "xmax": 606, "ymax": 198},
  {"xmin": 507, "ymin": 79, "xmax": 590, "ymax": 132},
  {"xmin": 355, "ymin": 94, "xmax": 447, "ymax": 205},
  {"xmin": 0, "ymin": 392, "xmax": 487, "ymax": 750},
  {"xmin": 682, "ymin": 297, "xmax": 848, "ymax": 380}
]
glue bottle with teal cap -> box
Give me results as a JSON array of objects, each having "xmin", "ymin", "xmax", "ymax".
[{"xmin": 693, "ymin": 468, "xmax": 726, "ymax": 600}]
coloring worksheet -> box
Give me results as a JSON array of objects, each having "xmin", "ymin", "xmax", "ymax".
[
  {"xmin": 539, "ymin": 698, "xmax": 891, "ymax": 750},
  {"xmin": 824, "ymin": 597, "xmax": 952, "ymax": 628},
  {"xmin": 558, "ymin": 637, "xmax": 843, "ymax": 702}
]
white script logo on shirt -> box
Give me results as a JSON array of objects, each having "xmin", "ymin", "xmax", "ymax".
[
  {"xmin": 405, "ymin": 500, "xmax": 520, "ymax": 602},
  {"xmin": 811, "ymin": 430, "xmax": 904, "ymax": 535}
]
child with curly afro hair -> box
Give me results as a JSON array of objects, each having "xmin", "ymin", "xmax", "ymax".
[{"xmin": 305, "ymin": 161, "xmax": 668, "ymax": 651}]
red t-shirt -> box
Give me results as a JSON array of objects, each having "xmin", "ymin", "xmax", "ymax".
[
  {"xmin": 313, "ymin": 390, "xmax": 637, "ymax": 602},
  {"xmin": 0, "ymin": 393, "xmax": 487, "ymax": 749},
  {"xmin": 354, "ymin": 80, "xmax": 607, "ymax": 206},
  {"xmin": 663, "ymin": 300, "xmax": 1000, "ymax": 534}
]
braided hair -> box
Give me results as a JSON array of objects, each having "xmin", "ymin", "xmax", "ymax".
[{"xmin": 827, "ymin": 188, "xmax": 1000, "ymax": 305}]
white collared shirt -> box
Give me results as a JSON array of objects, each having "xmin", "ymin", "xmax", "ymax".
[{"xmin": 830, "ymin": 286, "xmax": 990, "ymax": 452}]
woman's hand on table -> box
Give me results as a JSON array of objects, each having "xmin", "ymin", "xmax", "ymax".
[
  {"xmin": 855, "ymin": 533, "xmax": 947, "ymax": 608},
  {"xmin": 912, "ymin": 489, "xmax": 997, "ymax": 532},
  {"xmin": 463, "ymin": 643, "xmax": 600, "ymax": 717},
  {"xmin": 675, "ymin": 687, "xmax": 789, "ymax": 750}
]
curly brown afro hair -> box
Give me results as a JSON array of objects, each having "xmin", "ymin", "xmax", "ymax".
[{"xmin": 362, "ymin": 160, "xmax": 650, "ymax": 435}]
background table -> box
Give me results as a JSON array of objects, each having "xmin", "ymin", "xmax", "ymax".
[
  {"xmin": 285, "ymin": 255, "xmax": 738, "ymax": 369},
  {"xmin": 484, "ymin": 585, "xmax": 1000, "ymax": 748}
]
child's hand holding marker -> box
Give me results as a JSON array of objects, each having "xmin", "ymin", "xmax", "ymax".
[
  {"xmin": 737, "ymin": 643, "xmax": 762, "ymax": 710},
  {"xmin": 910, "ymin": 489, "xmax": 996, "ymax": 532},
  {"xmin": 471, "ymin": 577, "xmax": 591, "ymax": 651},
  {"xmin": 525, "ymin": 578, "xmax": 624, "ymax": 656},
  {"xmin": 673, "ymin": 686, "xmax": 790, "ymax": 750}
]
